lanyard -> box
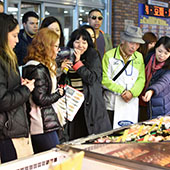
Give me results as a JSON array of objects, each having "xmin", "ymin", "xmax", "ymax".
[{"xmin": 122, "ymin": 60, "xmax": 133, "ymax": 76}]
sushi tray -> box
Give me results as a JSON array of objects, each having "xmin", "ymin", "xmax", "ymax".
[{"xmin": 67, "ymin": 115, "xmax": 170, "ymax": 144}]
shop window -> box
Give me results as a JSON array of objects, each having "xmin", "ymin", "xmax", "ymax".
[{"xmin": 8, "ymin": 1, "xmax": 19, "ymax": 19}]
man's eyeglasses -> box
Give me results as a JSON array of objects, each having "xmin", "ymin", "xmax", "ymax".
[{"xmin": 90, "ymin": 16, "xmax": 103, "ymax": 21}]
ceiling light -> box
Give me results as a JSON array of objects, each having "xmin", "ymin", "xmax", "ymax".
[{"xmin": 8, "ymin": 7, "xmax": 18, "ymax": 12}]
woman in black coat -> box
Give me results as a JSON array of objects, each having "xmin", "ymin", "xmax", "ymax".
[
  {"xmin": 0, "ymin": 13, "xmax": 35, "ymax": 163},
  {"xmin": 22, "ymin": 28, "xmax": 64, "ymax": 154},
  {"xmin": 64, "ymin": 28, "xmax": 112, "ymax": 140}
]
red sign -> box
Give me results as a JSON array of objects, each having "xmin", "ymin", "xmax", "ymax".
[{"xmin": 144, "ymin": 4, "xmax": 170, "ymax": 17}]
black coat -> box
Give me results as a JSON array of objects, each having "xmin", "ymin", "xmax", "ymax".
[
  {"xmin": 22, "ymin": 63, "xmax": 62, "ymax": 132},
  {"xmin": 64, "ymin": 48, "xmax": 112, "ymax": 135},
  {"xmin": 14, "ymin": 29, "xmax": 32, "ymax": 66},
  {"xmin": 0, "ymin": 57, "xmax": 30, "ymax": 140}
]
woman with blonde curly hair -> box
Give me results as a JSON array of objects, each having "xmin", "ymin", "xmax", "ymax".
[{"xmin": 22, "ymin": 28, "xmax": 64, "ymax": 154}]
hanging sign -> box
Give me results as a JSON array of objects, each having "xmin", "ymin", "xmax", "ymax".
[{"xmin": 144, "ymin": 4, "xmax": 170, "ymax": 18}]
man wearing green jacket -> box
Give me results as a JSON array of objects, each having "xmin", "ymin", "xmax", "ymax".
[{"xmin": 102, "ymin": 25, "xmax": 145, "ymax": 128}]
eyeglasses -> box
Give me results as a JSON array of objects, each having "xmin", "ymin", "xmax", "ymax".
[{"xmin": 90, "ymin": 16, "xmax": 103, "ymax": 21}]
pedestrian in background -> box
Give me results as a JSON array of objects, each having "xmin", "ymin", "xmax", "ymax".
[
  {"xmin": 88, "ymin": 8, "xmax": 112, "ymax": 58},
  {"xmin": 40, "ymin": 16, "xmax": 65, "ymax": 47},
  {"xmin": 15, "ymin": 11, "xmax": 39, "ymax": 65},
  {"xmin": 138, "ymin": 32, "xmax": 157, "ymax": 122},
  {"xmin": 138, "ymin": 32, "xmax": 157, "ymax": 59}
]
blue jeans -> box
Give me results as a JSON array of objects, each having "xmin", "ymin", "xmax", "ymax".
[
  {"xmin": 0, "ymin": 138, "xmax": 17, "ymax": 163},
  {"xmin": 31, "ymin": 131, "xmax": 60, "ymax": 154}
]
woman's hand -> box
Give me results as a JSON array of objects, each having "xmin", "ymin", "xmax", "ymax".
[
  {"xmin": 22, "ymin": 78, "xmax": 35, "ymax": 92},
  {"xmin": 142, "ymin": 90, "xmax": 154, "ymax": 102},
  {"xmin": 74, "ymin": 48, "xmax": 81, "ymax": 63},
  {"xmin": 61, "ymin": 59, "xmax": 73, "ymax": 71},
  {"xmin": 21, "ymin": 78, "xmax": 27, "ymax": 85},
  {"xmin": 57, "ymin": 87, "xmax": 65, "ymax": 97}
]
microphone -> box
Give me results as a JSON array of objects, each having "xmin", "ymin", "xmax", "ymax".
[{"xmin": 57, "ymin": 47, "xmax": 75, "ymax": 74}]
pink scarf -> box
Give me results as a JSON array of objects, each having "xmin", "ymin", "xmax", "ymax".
[
  {"xmin": 139, "ymin": 54, "xmax": 165, "ymax": 106},
  {"xmin": 145, "ymin": 54, "xmax": 165, "ymax": 89}
]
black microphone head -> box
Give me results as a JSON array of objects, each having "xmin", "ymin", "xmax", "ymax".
[{"xmin": 57, "ymin": 47, "xmax": 71, "ymax": 59}]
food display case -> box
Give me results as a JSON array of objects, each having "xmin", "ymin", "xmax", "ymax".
[
  {"xmin": 67, "ymin": 116, "xmax": 170, "ymax": 144},
  {"xmin": 1, "ymin": 143, "xmax": 170, "ymax": 170},
  {"xmin": 70, "ymin": 143, "xmax": 170, "ymax": 170},
  {"xmin": 1, "ymin": 116, "xmax": 170, "ymax": 170},
  {"xmin": 65, "ymin": 115, "xmax": 170, "ymax": 170}
]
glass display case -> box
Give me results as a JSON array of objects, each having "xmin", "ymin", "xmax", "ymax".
[
  {"xmin": 1, "ymin": 143, "xmax": 170, "ymax": 170},
  {"xmin": 70, "ymin": 143, "xmax": 170, "ymax": 170},
  {"xmin": 65, "ymin": 115, "xmax": 170, "ymax": 170},
  {"xmin": 1, "ymin": 116, "xmax": 170, "ymax": 170}
]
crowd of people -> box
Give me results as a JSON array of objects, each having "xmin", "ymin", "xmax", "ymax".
[{"xmin": 0, "ymin": 3, "xmax": 170, "ymax": 164}]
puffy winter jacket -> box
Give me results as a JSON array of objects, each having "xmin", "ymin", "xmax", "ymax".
[
  {"xmin": 22, "ymin": 61, "xmax": 62, "ymax": 134},
  {"xmin": 147, "ymin": 70, "xmax": 170, "ymax": 118}
]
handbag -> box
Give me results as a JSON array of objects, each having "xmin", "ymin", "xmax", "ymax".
[
  {"xmin": 12, "ymin": 135, "xmax": 34, "ymax": 158},
  {"xmin": 52, "ymin": 99, "xmax": 67, "ymax": 127},
  {"xmin": 113, "ymin": 96, "xmax": 139, "ymax": 129}
]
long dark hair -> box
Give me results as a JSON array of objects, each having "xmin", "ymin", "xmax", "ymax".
[
  {"xmin": 40, "ymin": 16, "xmax": 64, "ymax": 47},
  {"xmin": 0, "ymin": 13, "xmax": 18, "ymax": 72},
  {"xmin": 80, "ymin": 25, "xmax": 97, "ymax": 47},
  {"xmin": 67, "ymin": 28, "xmax": 94, "ymax": 50},
  {"xmin": 79, "ymin": 25, "xmax": 103, "ymax": 62},
  {"xmin": 154, "ymin": 36, "xmax": 170, "ymax": 70},
  {"xmin": 138, "ymin": 32, "xmax": 157, "ymax": 58}
]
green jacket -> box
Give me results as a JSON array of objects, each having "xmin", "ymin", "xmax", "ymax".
[{"xmin": 102, "ymin": 45, "xmax": 145, "ymax": 110}]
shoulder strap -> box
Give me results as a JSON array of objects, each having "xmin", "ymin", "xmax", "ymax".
[
  {"xmin": 113, "ymin": 60, "xmax": 131, "ymax": 81},
  {"xmin": 112, "ymin": 48, "xmax": 131, "ymax": 81}
]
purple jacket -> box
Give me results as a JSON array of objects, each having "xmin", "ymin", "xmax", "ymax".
[{"xmin": 147, "ymin": 70, "xmax": 170, "ymax": 118}]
